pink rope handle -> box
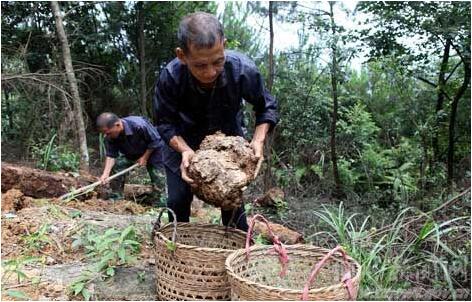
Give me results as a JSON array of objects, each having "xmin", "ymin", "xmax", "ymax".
[
  {"xmin": 301, "ymin": 245, "xmax": 356, "ymax": 301},
  {"xmin": 245, "ymin": 214, "xmax": 289, "ymax": 277}
]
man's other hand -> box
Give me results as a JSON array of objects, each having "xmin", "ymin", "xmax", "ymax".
[
  {"xmin": 181, "ymin": 150, "xmax": 196, "ymax": 186},
  {"xmin": 250, "ymin": 140, "xmax": 264, "ymax": 159},
  {"xmin": 99, "ymin": 173, "xmax": 110, "ymax": 184},
  {"xmin": 137, "ymin": 156, "xmax": 148, "ymax": 166}
]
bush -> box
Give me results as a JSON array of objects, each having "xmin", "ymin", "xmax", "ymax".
[{"xmin": 31, "ymin": 134, "xmax": 80, "ymax": 172}]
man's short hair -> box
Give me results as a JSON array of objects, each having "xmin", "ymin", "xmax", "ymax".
[
  {"xmin": 178, "ymin": 12, "xmax": 224, "ymax": 53},
  {"xmin": 96, "ymin": 112, "xmax": 120, "ymax": 129}
]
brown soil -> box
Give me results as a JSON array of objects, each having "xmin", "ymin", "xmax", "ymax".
[
  {"xmin": 59, "ymin": 197, "xmax": 151, "ymax": 215},
  {"xmin": 188, "ymin": 132, "xmax": 258, "ymax": 210},
  {"xmin": 1, "ymin": 162, "xmax": 105, "ymax": 199},
  {"xmin": 1, "ymin": 189, "xmax": 32, "ymax": 212},
  {"xmin": 255, "ymin": 187, "xmax": 285, "ymax": 207},
  {"xmin": 0, "ymin": 163, "xmax": 301, "ymax": 301},
  {"xmin": 249, "ymin": 215, "xmax": 304, "ymax": 244}
]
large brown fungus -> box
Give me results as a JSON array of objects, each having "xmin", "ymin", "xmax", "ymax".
[{"xmin": 187, "ymin": 132, "xmax": 258, "ymax": 209}]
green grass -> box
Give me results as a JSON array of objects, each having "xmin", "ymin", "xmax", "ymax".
[{"xmin": 311, "ymin": 202, "xmax": 470, "ymax": 300}]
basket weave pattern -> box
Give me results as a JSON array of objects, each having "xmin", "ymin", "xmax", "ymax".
[
  {"xmin": 154, "ymin": 220, "xmax": 247, "ymax": 300},
  {"xmin": 226, "ymin": 244, "xmax": 361, "ymax": 300},
  {"xmin": 225, "ymin": 214, "xmax": 362, "ymax": 301}
]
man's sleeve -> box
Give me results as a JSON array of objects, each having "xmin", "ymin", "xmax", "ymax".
[
  {"xmin": 105, "ymin": 140, "xmax": 119, "ymax": 158},
  {"xmin": 139, "ymin": 120, "xmax": 163, "ymax": 150},
  {"xmin": 152, "ymin": 69, "xmax": 180, "ymax": 145},
  {"xmin": 239, "ymin": 61, "xmax": 279, "ymax": 129}
]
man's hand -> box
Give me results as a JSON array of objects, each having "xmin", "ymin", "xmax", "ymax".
[
  {"xmin": 251, "ymin": 123, "xmax": 270, "ymax": 159},
  {"xmin": 137, "ymin": 155, "xmax": 148, "ymax": 166},
  {"xmin": 137, "ymin": 149, "xmax": 153, "ymax": 167},
  {"xmin": 180, "ymin": 149, "xmax": 195, "ymax": 186},
  {"xmin": 99, "ymin": 173, "xmax": 110, "ymax": 184},
  {"xmin": 250, "ymin": 139, "xmax": 264, "ymax": 159}
]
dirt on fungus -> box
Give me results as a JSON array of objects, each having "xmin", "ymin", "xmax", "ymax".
[{"xmin": 187, "ymin": 132, "xmax": 258, "ymax": 210}]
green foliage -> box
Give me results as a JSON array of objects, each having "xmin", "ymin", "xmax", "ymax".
[
  {"xmin": 5, "ymin": 290, "xmax": 30, "ymax": 300},
  {"xmin": 20, "ymin": 224, "xmax": 51, "ymax": 253},
  {"xmin": 98, "ymin": 133, "xmax": 106, "ymax": 162},
  {"xmin": 254, "ymin": 233, "xmax": 271, "ymax": 245},
  {"xmin": 69, "ymin": 225, "xmax": 142, "ymax": 300},
  {"xmin": 31, "ymin": 136, "xmax": 80, "ymax": 172},
  {"xmin": 136, "ymin": 271, "xmax": 146, "ymax": 283},
  {"xmin": 1, "ymin": 256, "xmax": 39, "ymax": 283},
  {"xmin": 312, "ymin": 203, "xmax": 470, "ymax": 299}
]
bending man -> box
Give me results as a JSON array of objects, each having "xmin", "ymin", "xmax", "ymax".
[{"xmin": 152, "ymin": 13, "xmax": 278, "ymax": 231}]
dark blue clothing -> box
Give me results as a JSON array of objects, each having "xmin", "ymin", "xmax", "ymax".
[
  {"xmin": 152, "ymin": 50, "xmax": 278, "ymax": 173},
  {"xmin": 105, "ymin": 116, "xmax": 163, "ymax": 169}
]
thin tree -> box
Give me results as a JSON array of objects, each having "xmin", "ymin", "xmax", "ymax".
[
  {"xmin": 447, "ymin": 44, "xmax": 470, "ymax": 184},
  {"xmin": 329, "ymin": 1, "xmax": 341, "ymax": 194},
  {"xmin": 137, "ymin": 1, "xmax": 148, "ymax": 116},
  {"xmin": 432, "ymin": 38, "xmax": 451, "ymax": 160},
  {"xmin": 268, "ymin": 1, "xmax": 274, "ymax": 92},
  {"xmin": 263, "ymin": 1, "xmax": 275, "ymax": 191},
  {"xmin": 51, "ymin": 1, "xmax": 89, "ymax": 171}
]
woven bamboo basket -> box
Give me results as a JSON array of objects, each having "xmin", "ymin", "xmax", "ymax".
[
  {"xmin": 152, "ymin": 208, "xmax": 248, "ymax": 300},
  {"xmin": 225, "ymin": 214, "xmax": 362, "ymax": 301}
]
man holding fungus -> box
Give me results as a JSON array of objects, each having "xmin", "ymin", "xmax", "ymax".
[{"xmin": 153, "ymin": 12, "xmax": 278, "ymax": 231}]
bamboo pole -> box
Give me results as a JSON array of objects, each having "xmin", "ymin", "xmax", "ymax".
[{"xmin": 59, "ymin": 163, "xmax": 140, "ymax": 201}]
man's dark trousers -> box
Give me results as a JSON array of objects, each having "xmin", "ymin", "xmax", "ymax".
[
  {"xmin": 109, "ymin": 156, "xmax": 164, "ymax": 200},
  {"xmin": 165, "ymin": 166, "xmax": 249, "ymax": 232}
]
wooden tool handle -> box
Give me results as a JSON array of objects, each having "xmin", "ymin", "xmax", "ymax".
[{"xmin": 59, "ymin": 163, "xmax": 140, "ymax": 201}]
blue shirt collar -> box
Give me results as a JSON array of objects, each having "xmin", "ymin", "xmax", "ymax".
[{"xmin": 121, "ymin": 119, "xmax": 133, "ymax": 136}]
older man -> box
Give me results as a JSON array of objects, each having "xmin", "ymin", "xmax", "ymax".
[{"xmin": 152, "ymin": 12, "xmax": 278, "ymax": 231}]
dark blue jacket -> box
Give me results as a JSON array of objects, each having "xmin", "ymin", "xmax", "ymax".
[
  {"xmin": 105, "ymin": 116, "xmax": 163, "ymax": 168},
  {"xmin": 152, "ymin": 50, "xmax": 278, "ymax": 173}
]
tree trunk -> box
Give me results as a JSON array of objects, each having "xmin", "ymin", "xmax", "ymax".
[
  {"xmin": 447, "ymin": 59, "xmax": 470, "ymax": 184},
  {"xmin": 51, "ymin": 1, "xmax": 89, "ymax": 172},
  {"xmin": 268, "ymin": 1, "xmax": 274, "ymax": 92},
  {"xmin": 4, "ymin": 88, "xmax": 14, "ymax": 136},
  {"xmin": 433, "ymin": 38, "xmax": 451, "ymax": 160},
  {"xmin": 329, "ymin": 2, "xmax": 341, "ymax": 193},
  {"xmin": 138, "ymin": 1, "xmax": 147, "ymax": 116},
  {"xmin": 263, "ymin": 1, "xmax": 275, "ymax": 191}
]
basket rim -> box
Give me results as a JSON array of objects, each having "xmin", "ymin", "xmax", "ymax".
[
  {"xmin": 154, "ymin": 221, "xmax": 248, "ymax": 254},
  {"xmin": 225, "ymin": 244, "xmax": 362, "ymax": 295}
]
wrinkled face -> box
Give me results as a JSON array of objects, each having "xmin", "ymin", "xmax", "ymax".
[
  {"xmin": 177, "ymin": 40, "xmax": 226, "ymax": 87},
  {"xmin": 100, "ymin": 122, "xmax": 122, "ymax": 139}
]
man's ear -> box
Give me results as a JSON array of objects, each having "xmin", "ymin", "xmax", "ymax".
[
  {"xmin": 223, "ymin": 38, "xmax": 227, "ymax": 48},
  {"xmin": 176, "ymin": 47, "xmax": 187, "ymax": 65}
]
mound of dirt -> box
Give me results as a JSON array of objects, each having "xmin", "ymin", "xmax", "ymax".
[
  {"xmin": 249, "ymin": 216, "xmax": 304, "ymax": 244},
  {"xmin": 63, "ymin": 197, "xmax": 150, "ymax": 215},
  {"xmin": 255, "ymin": 187, "xmax": 285, "ymax": 207},
  {"xmin": 1, "ymin": 189, "xmax": 32, "ymax": 212},
  {"xmin": 188, "ymin": 132, "xmax": 258, "ymax": 210}
]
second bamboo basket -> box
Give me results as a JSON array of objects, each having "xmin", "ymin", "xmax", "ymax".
[{"xmin": 225, "ymin": 214, "xmax": 362, "ymax": 300}]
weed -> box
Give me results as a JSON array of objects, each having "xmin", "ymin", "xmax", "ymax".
[
  {"xmin": 68, "ymin": 225, "xmax": 141, "ymax": 301},
  {"xmin": 21, "ymin": 224, "xmax": 51, "ymax": 252},
  {"xmin": 1, "ymin": 256, "xmax": 39, "ymax": 283},
  {"xmin": 254, "ymin": 233, "xmax": 271, "ymax": 245},
  {"xmin": 137, "ymin": 271, "xmax": 146, "ymax": 283},
  {"xmin": 4, "ymin": 290, "xmax": 30, "ymax": 300},
  {"xmin": 31, "ymin": 134, "xmax": 80, "ymax": 172},
  {"xmin": 311, "ymin": 202, "xmax": 470, "ymax": 300}
]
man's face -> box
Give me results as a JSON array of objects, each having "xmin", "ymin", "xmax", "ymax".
[
  {"xmin": 100, "ymin": 122, "xmax": 121, "ymax": 139},
  {"xmin": 177, "ymin": 40, "xmax": 226, "ymax": 87}
]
